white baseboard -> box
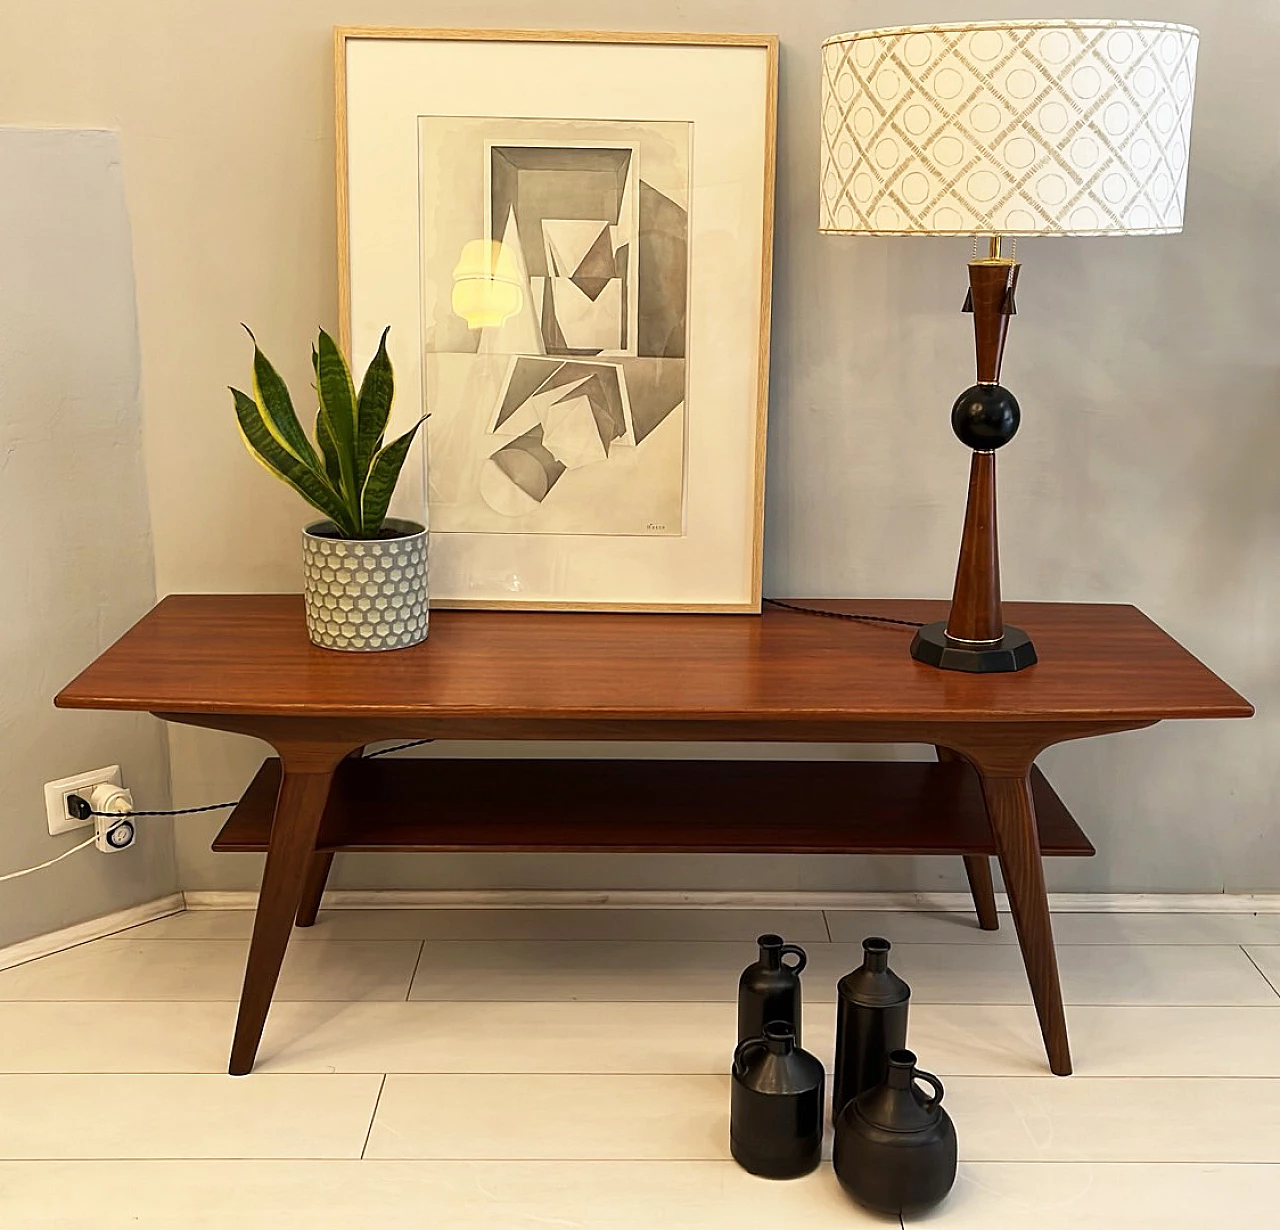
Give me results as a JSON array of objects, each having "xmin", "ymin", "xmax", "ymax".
[
  {"xmin": 0, "ymin": 893, "xmax": 186, "ymax": 972},
  {"xmin": 8, "ymin": 889, "xmax": 1275, "ymax": 964},
  {"xmin": 182, "ymin": 888, "xmax": 1280, "ymax": 915}
]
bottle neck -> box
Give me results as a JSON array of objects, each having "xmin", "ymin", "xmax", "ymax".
[
  {"xmin": 886, "ymin": 1052, "xmax": 916, "ymax": 1089},
  {"xmin": 757, "ymin": 934, "xmax": 784, "ymax": 971},
  {"xmin": 862, "ymin": 938, "xmax": 891, "ymax": 973}
]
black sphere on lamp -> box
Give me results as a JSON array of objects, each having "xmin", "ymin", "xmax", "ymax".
[{"xmin": 951, "ymin": 384, "xmax": 1020, "ymax": 451}]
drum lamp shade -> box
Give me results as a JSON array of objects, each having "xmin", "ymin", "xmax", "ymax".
[{"xmin": 820, "ymin": 20, "xmax": 1198, "ymax": 236}]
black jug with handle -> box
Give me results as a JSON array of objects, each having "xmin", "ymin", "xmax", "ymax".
[
  {"xmin": 730, "ymin": 1021, "xmax": 825, "ymax": 1179},
  {"xmin": 833, "ymin": 1049, "xmax": 957, "ymax": 1216},
  {"xmin": 737, "ymin": 934, "xmax": 807, "ymax": 1044},
  {"xmin": 832, "ymin": 936, "xmax": 910, "ymax": 1120}
]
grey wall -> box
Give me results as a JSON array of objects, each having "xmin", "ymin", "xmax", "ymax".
[
  {"xmin": 1, "ymin": 2, "xmax": 1273, "ymax": 900},
  {"xmin": 0, "ymin": 129, "xmax": 177, "ymax": 947}
]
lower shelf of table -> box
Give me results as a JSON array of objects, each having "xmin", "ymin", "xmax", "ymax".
[{"xmin": 212, "ymin": 758, "xmax": 1094, "ymax": 857}]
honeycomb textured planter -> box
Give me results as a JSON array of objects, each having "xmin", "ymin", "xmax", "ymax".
[{"xmin": 301, "ymin": 519, "xmax": 428, "ymax": 651}]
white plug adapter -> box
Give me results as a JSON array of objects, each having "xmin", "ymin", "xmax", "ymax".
[{"xmin": 87, "ymin": 783, "xmax": 137, "ymax": 853}]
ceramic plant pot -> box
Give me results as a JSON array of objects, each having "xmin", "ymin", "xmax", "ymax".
[
  {"xmin": 737, "ymin": 933, "xmax": 808, "ymax": 1044},
  {"xmin": 301, "ymin": 518, "xmax": 428, "ymax": 651},
  {"xmin": 730, "ymin": 1022, "xmax": 825, "ymax": 1179},
  {"xmin": 833, "ymin": 1049, "xmax": 957, "ymax": 1217}
]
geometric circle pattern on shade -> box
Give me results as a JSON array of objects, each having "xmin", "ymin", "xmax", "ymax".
[
  {"xmin": 821, "ymin": 20, "xmax": 1198, "ymax": 235},
  {"xmin": 301, "ymin": 520, "xmax": 429, "ymax": 652}
]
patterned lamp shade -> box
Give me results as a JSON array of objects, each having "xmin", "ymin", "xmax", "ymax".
[{"xmin": 820, "ymin": 20, "xmax": 1199, "ymax": 236}]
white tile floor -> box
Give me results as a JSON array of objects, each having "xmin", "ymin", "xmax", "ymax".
[{"xmin": 0, "ymin": 906, "xmax": 1278, "ymax": 1226}]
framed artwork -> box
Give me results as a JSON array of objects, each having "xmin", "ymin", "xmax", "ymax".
[{"xmin": 337, "ymin": 28, "xmax": 777, "ymax": 610}]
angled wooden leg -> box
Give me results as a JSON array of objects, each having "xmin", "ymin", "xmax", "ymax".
[
  {"xmin": 935, "ymin": 747, "xmax": 1000, "ymax": 931},
  {"xmin": 294, "ymin": 746, "xmax": 363, "ymax": 928},
  {"xmin": 229, "ymin": 745, "xmax": 349, "ymax": 1076},
  {"xmin": 962, "ymin": 854, "xmax": 1000, "ymax": 932},
  {"xmin": 980, "ymin": 770, "xmax": 1072, "ymax": 1076},
  {"xmin": 295, "ymin": 853, "xmax": 334, "ymax": 928}
]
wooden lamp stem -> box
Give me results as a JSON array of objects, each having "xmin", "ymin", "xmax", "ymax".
[
  {"xmin": 910, "ymin": 241, "xmax": 1037, "ymax": 673},
  {"xmin": 947, "ymin": 257, "xmax": 1018, "ymax": 645},
  {"xmin": 947, "ymin": 452, "xmax": 1001, "ymax": 643},
  {"xmin": 971, "ymin": 241, "xmax": 1018, "ymax": 385}
]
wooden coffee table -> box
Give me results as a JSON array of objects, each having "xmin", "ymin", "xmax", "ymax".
[{"xmin": 56, "ymin": 595, "xmax": 1251, "ymax": 1076}]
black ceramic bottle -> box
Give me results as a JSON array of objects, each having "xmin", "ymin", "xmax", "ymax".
[
  {"xmin": 730, "ymin": 1021, "xmax": 825, "ymax": 1179},
  {"xmin": 832, "ymin": 936, "xmax": 910, "ymax": 1120},
  {"xmin": 737, "ymin": 934, "xmax": 808, "ymax": 1044},
  {"xmin": 833, "ymin": 1049, "xmax": 958, "ymax": 1216}
]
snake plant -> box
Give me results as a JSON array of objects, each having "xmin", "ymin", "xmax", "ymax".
[{"xmin": 230, "ymin": 326, "xmax": 426, "ymax": 539}]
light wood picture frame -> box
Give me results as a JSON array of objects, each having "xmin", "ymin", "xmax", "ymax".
[{"xmin": 336, "ymin": 28, "xmax": 777, "ymax": 610}]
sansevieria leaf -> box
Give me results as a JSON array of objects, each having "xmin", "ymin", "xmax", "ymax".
[
  {"xmin": 315, "ymin": 409, "xmax": 343, "ymax": 488},
  {"xmin": 355, "ymin": 326, "xmax": 394, "ymax": 487},
  {"xmin": 314, "ymin": 329, "xmax": 359, "ymax": 508},
  {"xmin": 361, "ymin": 415, "xmax": 428, "ymax": 533},
  {"xmin": 246, "ymin": 328, "xmax": 324, "ymax": 474},
  {"xmin": 231, "ymin": 388, "xmax": 358, "ymax": 536}
]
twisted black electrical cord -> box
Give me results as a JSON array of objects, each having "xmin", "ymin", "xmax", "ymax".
[
  {"xmin": 764, "ymin": 598, "xmax": 925, "ymax": 629},
  {"xmin": 73, "ymin": 739, "xmax": 436, "ymax": 818}
]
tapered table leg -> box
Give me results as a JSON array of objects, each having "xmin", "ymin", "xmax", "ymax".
[
  {"xmin": 229, "ymin": 753, "xmax": 343, "ymax": 1075},
  {"xmin": 295, "ymin": 853, "xmax": 334, "ymax": 928},
  {"xmin": 294, "ymin": 746, "xmax": 363, "ymax": 928},
  {"xmin": 962, "ymin": 854, "xmax": 1000, "ymax": 932},
  {"xmin": 980, "ymin": 771, "xmax": 1072, "ymax": 1075},
  {"xmin": 935, "ymin": 747, "xmax": 1000, "ymax": 931}
]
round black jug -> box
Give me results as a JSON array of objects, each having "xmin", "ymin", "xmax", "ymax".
[
  {"xmin": 832, "ymin": 936, "xmax": 910, "ymax": 1120},
  {"xmin": 737, "ymin": 934, "xmax": 807, "ymax": 1044},
  {"xmin": 730, "ymin": 1021, "xmax": 825, "ymax": 1179},
  {"xmin": 833, "ymin": 1049, "xmax": 957, "ymax": 1216}
]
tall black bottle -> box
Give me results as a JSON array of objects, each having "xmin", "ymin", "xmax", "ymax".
[
  {"xmin": 737, "ymin": 934, "xmax": 808, "ymax": 1044},
  {"xmin": 832, "ymin": 936, "xmax": 910, "ymax": 1120}
]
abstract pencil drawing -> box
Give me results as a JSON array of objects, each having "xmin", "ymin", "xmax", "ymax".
[{"xmin": 419, "ymin": 117, "xmax": 691, "ymax": 536}]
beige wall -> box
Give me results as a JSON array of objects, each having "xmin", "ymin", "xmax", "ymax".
[
  {"xmin": 3, "ymin": 1, "xmax": 1274, "ymax": 897},
  {"xmin": 0, "ymin": 129, "xmax": 176, "ymax": 947}
]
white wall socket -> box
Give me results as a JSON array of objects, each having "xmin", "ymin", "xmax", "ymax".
[{"xmin": 45, "ymin": 766, "xmax": 122, "ymax": 836}]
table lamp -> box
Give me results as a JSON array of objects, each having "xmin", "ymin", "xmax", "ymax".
[{"xmin": 820, "ymin": 20, "xmax": 1198, "ymax": 671}]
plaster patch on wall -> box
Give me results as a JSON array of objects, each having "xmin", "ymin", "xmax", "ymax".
[{"xmin": 0, "ymin": 127, "xmax": 176, "ymax": 947}]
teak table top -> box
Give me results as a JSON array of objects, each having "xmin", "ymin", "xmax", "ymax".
[{"xmin": 57, "ymin": 594, "xmax": 1251, "ymax": 726}]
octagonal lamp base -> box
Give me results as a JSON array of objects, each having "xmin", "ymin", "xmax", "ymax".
[{"xmin": 910, "ymin": 621, "xmax": 1037, "ymax": 674}]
